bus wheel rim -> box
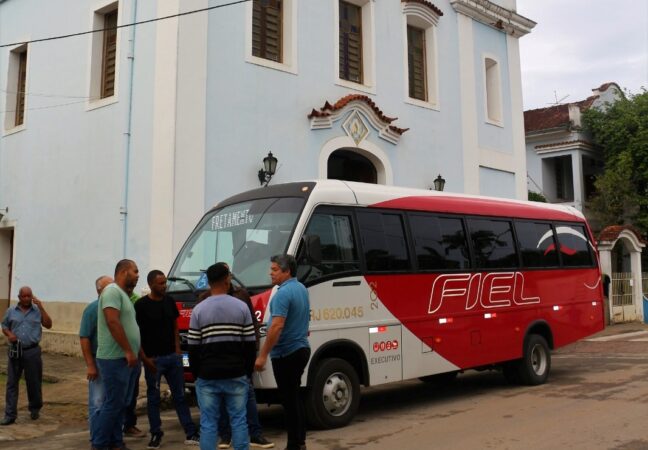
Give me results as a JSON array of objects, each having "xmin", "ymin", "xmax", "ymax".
[
  {"xmin": 531, "ymin": 344, "xmax": 546, "ymax": 375},
  {"xmin": 322, "ymin": 371, "xmax": 352, "ymax": 417}
]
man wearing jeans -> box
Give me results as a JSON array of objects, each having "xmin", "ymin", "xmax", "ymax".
[
  {"xmin": 135, "ymin": 270, "xmax": 199, "ymax": 448},
  {"xmin": 255, "ymin": 255, "xmax": 310, "ymax": 450},
  {"xmin": 1, "ymin": 286, "xmax": 53, "ymax": 425},
  {"xmin": 92, "ymin": 259, "xmax": 141, "ymax": 450},
  {"xmin": 188, "ymin": 263, "xmax": 256, "ymax": 450},
  {"xmin": 79, "ymin": 275, "xmax": 113, "ymax": 442}
]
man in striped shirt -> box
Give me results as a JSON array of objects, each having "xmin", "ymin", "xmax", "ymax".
[{"xmin": 187, "ymin": 263, "xmax": 256, "ymax": 450}]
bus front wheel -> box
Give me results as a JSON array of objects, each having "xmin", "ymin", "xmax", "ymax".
[
  {"xmin": 305, "ymin": 358, "xmax": 360, "ymax": 429},
  {"xmin": 517, "ymin": 334, "xmax": 551, "ymax": 385}
]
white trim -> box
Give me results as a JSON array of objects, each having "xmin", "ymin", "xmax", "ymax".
[
  {"xmin": 534, "ymin": 141, "xmax": 594, "ymax": 154},
  {"xmin": 401, "ymin": 2, "xmax": 440, "ymax": 109},
  {"xmin": 244, "ymin": 0, "xmax": 298, "ymax": 75},
  {"xmin": 450, "ymin": 0, "xmax": 536, "ymax": 37},
  {"xmin": 85, "ymin": 96, "xmax": 119, "ymax": 112},
  {"xmin": 507, "ymin": 35, "xmax": 527, "ymax": 200},
  {"xmin": 318, "ymin": 135, "xmax": 394, "ymax": 185},
  {"xmin": 456, "ymin": 14, "xmax": 479, "ymax": 194},
  {"xmin": 149, "ymin": 0, "xmax": 180, "ymax": 271},
  {"xmin": 86, "ymin": 0, "xmax": 121, "ymax": 108},
  {"xmin": 598, "ymin": 229, "xmax": 646, "ymax": 253},
  {"xmin": 334, "ymin": 0, "xmax": 376, "ymax": 91},
  {"xmin": 173, "ymin": 0, "xmax": 208, "ymax": 254},
  {"xmin": 3, "ymin": 42, "xmax": 29, "ymax": 132},
  {"xmin": 1, "ymin": 124, "xmax": 26, "ymax": 137},
  {"xmin": 483, "ymin": 53, "xmax": 503, "ymax": 125}
]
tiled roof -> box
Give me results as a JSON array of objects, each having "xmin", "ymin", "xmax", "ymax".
[
  {"xmin": 598, "ymin": 225, "xmax": 647, "ymax": 244},
  {"xmin": 524, "ymin": 104, "xmax": 570, "ymax": 133},
  {"xmin": 524, "ymin": 82, "xmax": 616, "ymax": 133},
  {"xmin": 401, "ymin": 0, "xmax": 444, "ymax": 16},
  {"xmin": 308, "ymin": 94, "xmax": 409, "ymax": 135}
]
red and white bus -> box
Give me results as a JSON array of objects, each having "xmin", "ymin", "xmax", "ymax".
[{"xmin": 167, "ymin": 180, "xmax": 604, "ymax": 428}]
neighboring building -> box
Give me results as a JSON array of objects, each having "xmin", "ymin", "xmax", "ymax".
[
  {"xmin": 0, "ymin": 0, "xmax": 535, "ymax": 350},
  {"xmin": 524, "ymin": 82, "xmax": 623, "ymax": 213}
]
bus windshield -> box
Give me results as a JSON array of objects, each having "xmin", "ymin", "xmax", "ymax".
[{"xmin": 168, "ymin": 197, "xmax": 305, "ymax": 291}]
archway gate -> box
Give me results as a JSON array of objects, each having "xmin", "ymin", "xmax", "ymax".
[{"xmin": 598, "ymin": 226, "xmax": 646, "ymax": 324}]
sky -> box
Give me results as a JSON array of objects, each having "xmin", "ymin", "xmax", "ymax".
[{"xmin": 516, "ymin": 0, "xmax": 648, "ymax": 110}]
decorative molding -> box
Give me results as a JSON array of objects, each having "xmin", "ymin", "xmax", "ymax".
[
  {"xmin": 308, "ymin": 94, "xmax": 409, "ymax": 145},
  {"xmin": 450, "ymin": 0, "xmax": 536, "ymax": 37},
  {"xmin": 534, "ymin": 139, "xmax": 594, "ymax": 155},
  {"xmin": 342, "ymin": 111, "xmax": 370, "ymax": 145},
  {"xmin": 401, "ymin": 0, "xmax": 443, "ymax": 25}
]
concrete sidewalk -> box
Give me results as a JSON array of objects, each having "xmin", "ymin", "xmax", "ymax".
[{"xmin": 0, "ymin": 321, "xmax": 646, "ymax": 444}]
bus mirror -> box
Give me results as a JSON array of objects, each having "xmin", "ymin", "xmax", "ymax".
[{"xmin": 301, "ymin": 235, "xmax": 322, "ymax": 265}]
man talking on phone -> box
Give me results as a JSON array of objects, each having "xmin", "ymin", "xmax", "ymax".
[{"xmin": 1, "ymin": 286, "xmax": 52, "ymax": 425}]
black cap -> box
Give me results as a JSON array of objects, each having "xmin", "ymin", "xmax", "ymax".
[{"xmin": 206, "ymin": 262, "xmax": 230, "ymax": 284}]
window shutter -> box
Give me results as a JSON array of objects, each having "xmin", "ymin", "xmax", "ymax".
[
  {"xmin": 407, "ymin": 25, "xmax": 427, "ymax": 101},
  {"xmin": 339, "ymin": 1, "xmax": 363, "ymax": 83},
  {"xmin": 252, "ymin": 0, "xmax": 282, "ymax": 62},
  {"xmin": 15, "ymin": 51, "xmax": 27, "ymax": 126},
  {"xmin": 101, "ymin": 10, "xmax": 118, "ymax": 99}
]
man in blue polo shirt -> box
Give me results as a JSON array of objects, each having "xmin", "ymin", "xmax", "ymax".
[
  {"xmin": 1, "ymin": 286, "xmax": 53, "ymax": 425},
  {"xmin": 79, "ymin": 275, "xmax": 113, "ymax": 441},
  {"xmin": 255, "ymin": 255, "xmax": 310, "ymax": 450}
]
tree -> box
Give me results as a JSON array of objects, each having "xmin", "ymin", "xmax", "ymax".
[{"xmin": 583, "ymin": 89, "xmax": 648, "ymax": 237}]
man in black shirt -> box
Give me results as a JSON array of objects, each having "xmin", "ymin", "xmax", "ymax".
[{"xmin": 135, "ymin": 270, "xmax": 199, "ymax": 448}]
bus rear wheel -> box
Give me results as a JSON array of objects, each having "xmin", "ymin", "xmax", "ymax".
[
  {"xmin": 517, "ymin": 334, "xmax": 551, "ymax": 385},
  {"xmin": 305, "ymin": 358, "xmax": 360, "ymax": 429}
]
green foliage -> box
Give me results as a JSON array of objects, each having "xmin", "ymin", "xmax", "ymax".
[
  {"xmin": 527, "ymin": 191, "xmax": 547, "ymax": 202},
  {"xmin": 583, "ymin": 89, "xmax": 648, "ymax": 238}
]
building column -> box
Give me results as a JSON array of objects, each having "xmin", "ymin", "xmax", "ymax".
[
  {"xmin": 149, "ymin": 0, "xmax": 180, "ymax": 270},
  {"xmin": 506, "ymin": 35, "xmax": 527, "ymax": 200},
  {"xmin": 631, "ymin": 250, "xmax": 645, "ymax": 322},
  {"xmin": 456, "ymin": 14, "xmax": 479, "ymax": 195},
  {"xmin": 173, "ymin": 0, "xmax": 208, "ymax": 254},
  {"xmin": 571, "ymin": 151, "xmax": 584, "ymax": 211}
]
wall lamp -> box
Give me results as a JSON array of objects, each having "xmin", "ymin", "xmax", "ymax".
[
  {"xmin": 0, "ymin": 207, "xmax": 7, "ymax": 221},
  {"xmin": 433, "ymin": 174, "xmax": 446, "ymax": 192},
  {"xmin": 258, "ymin": 151, "xmax": 278, "ymax": 187}
]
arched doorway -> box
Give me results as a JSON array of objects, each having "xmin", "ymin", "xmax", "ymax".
[
  {"xmin": 327, "ymin": 149, "xmax": 378, "ymax": 184},
  {"xmin": 598, "ymin": 226, "xmax": 646, "ymax": 324}
]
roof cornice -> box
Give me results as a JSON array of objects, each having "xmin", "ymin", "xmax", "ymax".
[{"xmin": 450, "ymin": 0, "xmax": 536, "ymax": 37}]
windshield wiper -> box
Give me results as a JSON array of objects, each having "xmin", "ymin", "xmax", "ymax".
[{"xmin": 167, "ymin": 277, "xmax": 196, "ymax": 292}]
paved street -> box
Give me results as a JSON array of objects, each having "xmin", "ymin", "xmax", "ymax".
[{"xmin": 3, "ymin": 323, "xmax": 648, "ymax": 450}]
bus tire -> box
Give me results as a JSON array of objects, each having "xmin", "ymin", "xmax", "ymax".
[
  {"xmin": 517, "ymin": 334, "xmax": 551, "ymax": 385},
  {"xmin": 305, "ymin": 358, "xmax": 360, "ymax": 429}
]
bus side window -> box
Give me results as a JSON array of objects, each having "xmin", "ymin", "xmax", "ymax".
[
  {"xmin": 357, "ymin": 212, "xmax": 411, "ymax": 272},
  {"xmin": 467, "ymin": 218, "xmax": 518, "ymax": 269},
  {"xmin": 555, "ymin": 223, "xmax": 595, "ymax": 267},
  {"xmin": 299, "ymin": 212, "xmax": 359, "ymax": 283},
  {"xmin": 515, "ymin": 221, "xmax": 559, "ymax": 268},
  {"xmin": 409, "ymin": 214, "xmax": 470, "ymax": 270}
]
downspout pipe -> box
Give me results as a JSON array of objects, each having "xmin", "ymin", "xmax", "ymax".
[{"xmin": 121, "ymin": 0, "xmax": 138, "ymax": 257}]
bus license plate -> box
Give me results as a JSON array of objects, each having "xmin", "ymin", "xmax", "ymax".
[{"xmin": 182, "ymin": 353, "xmax": 189, "ymax": 367}]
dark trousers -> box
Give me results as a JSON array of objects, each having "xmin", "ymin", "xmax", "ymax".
[
  {"xmin": 144, "ymin": 353, "xmax": 197, "ymax": 437},
  {"xmin": 271, "ymin": 347, "xmax": 310, "ymax": 450},
  {"xmin": 4, "ymin": 346, "xmax": 43, "ymax": 420},
  {"xmin": 123, "ymin": 360, "xmax": 141, "ymax": 429}
]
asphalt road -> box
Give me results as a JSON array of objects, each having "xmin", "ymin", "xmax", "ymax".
[{"xmin": 4, "ymin": 324, "xmax": 648, "ymax": 450}]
